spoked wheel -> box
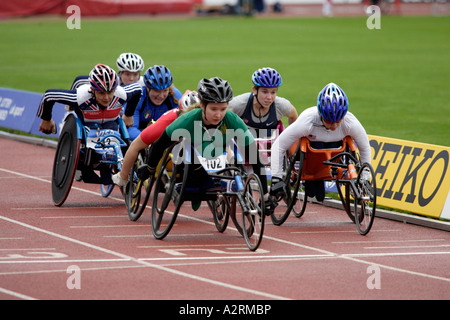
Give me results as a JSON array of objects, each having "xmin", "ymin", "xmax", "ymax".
[
  {"xmin": 354, "ymin": 163, "xmax": 376, "ymax": 235},
  {"xmin": 336, "ymin": 181, "xmax": 356, "ymax": 223},
  {"xmin": 208, "ymin": 169, "xmax": 234, "ymax": 233},
  {"xmin": 52, "ymin": 114, "xmax": 81, "ymax": 207},
  {"xmin": 240, "ymin": 173, "xmax": 265, "ymax": 251},
  {"xmin": 125, "ymin": 159, "xmax": 154, "ymax": 221},
  {"xmin": 151, "ymin": 146, "xmax": 188, "ymax": 240},
  {"xmin": 335, "ymin": 150, "xmax": 359, "ymax": 223},
  {"xmin": 288, "ymin": 156, "xmax": 307, "ymax": 219},
  {"xmin": 271, "ymin": 150, "xmax": 305, "ymax": 226},
  {"xmin": 208, "ymin": 194, "xmax": 230, "ymax": 233}
]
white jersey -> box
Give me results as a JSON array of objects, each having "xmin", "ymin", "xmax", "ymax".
[{"xmin": 270, "ymin": 106, "xmax": 371, "ymax": 178}]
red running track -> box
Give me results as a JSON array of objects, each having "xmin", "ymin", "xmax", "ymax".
[{"xmin": 0, "ymin": 137, "xmax": 449, "ymax": 303}]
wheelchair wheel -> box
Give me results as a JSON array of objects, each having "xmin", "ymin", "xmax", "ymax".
[
  {"xmin": 354, "ymin": 163, "xmax": 376, "ymax": 235},
  {"xmin": 336, "ymin": 181, "xmax": 356, "ymax": 223},
  {"xmin": 52, "ymin": 114, "xmax": 81, "ymax": 207},
  {"xmin": 208, "ymin": 195, "xmax": 230, "ymax": 233},
  {"xmin": 240, "ymin": 173, "xmax": 265, "ymax": 251},
  {"xmin": 151, "ymin": 145, "xmax": 189, "ymax": 240},
  {"xmin": 208, "ymin": 169, "xmax": 234, "ymax": 233},
  {"xmin": 100, "ymin": 184, "xmax": 114, "ymax": 197},
  {"xmin": 335, "ymin": 150, "xmax": 359, "ymax": 223},
  {"xmin": 125, "ymin": 159, "xmax": 154, "ymax": 222},
  {"xmin": 271, "ymin": 149, "xmax": 305, "ymax": 226}
]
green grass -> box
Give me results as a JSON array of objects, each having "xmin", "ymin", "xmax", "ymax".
[{"xmin": 0, "ymin": 15, "xmax": 449, "ymax": 146}]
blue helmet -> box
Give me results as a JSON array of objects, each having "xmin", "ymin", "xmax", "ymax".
[
  {"xmin": 251, "ymin": 67, "xmax": 282, "ymax": 88},
  {"xmin": 143, "ymin": 65, "xmax": 173, "ymax": 90},
  {"xmin": 317, "ymin": 83, "xmax": 349, "ymax": 122}
]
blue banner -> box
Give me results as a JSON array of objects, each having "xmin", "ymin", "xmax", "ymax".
[{"xmin": 0, "ymin": 87, "xmax": 67, "ymax": 138}]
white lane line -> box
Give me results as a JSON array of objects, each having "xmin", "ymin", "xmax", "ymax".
[
  {"xmin": 261, "ymin": 234, "xmax": 450, "ymax": 283},
  {"xmin": 0, "ymin": 215, "xmax": 290, "ymax": 300},
  {"xmin": 70, "ymin": 225, "xmax": 148, "ymax": 228},
  {"xmin": 41, "ymin": 215, "xmax": 123, "ymax": 218},
  {"xmin": 364, "ymin": 244, "xmax": 450, "ymax": 250},
  {"xmin": 3, "ymin": 168, "xmax": 450, "ymax": 294},
  {"xmin": 13, "ymin": 208, "xmax": 116, "ymax": 211},
  {"xmin": 0, "ymin": 287, "xmax": 37, "ymax": 300},
  {"xmin": 291, "ymin": 229, "xmax": 400, "ymax": 234},
  {"xmin": 333, "ymin": 239, "xmax": 446, "ymax": 244}
]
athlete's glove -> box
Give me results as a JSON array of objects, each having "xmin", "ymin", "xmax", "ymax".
[
  {"xmin": 112, "ymin": 173, "xmax": 128, "ymax": 187},
  {"xmin": 360, "ymin": 167, "xmax": 371, "ymax": 181},
  {"xmin": 270, "ymin": 176, "xmax": 287, "ymax": 201},
  {"xmin": 137, "ymin": 164, "xmax": 155, "ymax": 181}
]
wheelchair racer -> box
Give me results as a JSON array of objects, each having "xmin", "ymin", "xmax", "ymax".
[
  {"xmin": 37, "ymin": 64, "xmax": 142, "ymax": 134},
  {"xmin": 142, "ymin": 77, "xmax": 274, "ymax": 212},
  {"xmin": 270, "ymin": 82, "xmax": 372, "ymax": 202},
  {"xmin": 228, "ymin": 67, "xmax": 298, "ymax": 138},
  {"xmin": 126, "ymin": 65, "xmax": 182, "ymax": 141},
  {"xmin": 70, "ymin": 52, "xmax": 145, "ymax": 91},
  {"xmin": 111, "ymin": 90, "xmax": 200, "ymax": 188}
]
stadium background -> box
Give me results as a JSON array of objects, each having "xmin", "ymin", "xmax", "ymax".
[{"xmin": 0, "ymin": 0, "xmax": 449, "ymax": 218}]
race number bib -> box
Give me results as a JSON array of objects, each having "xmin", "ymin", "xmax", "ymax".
[{"xmin": 198, "ymin": 153, "xmax": 227, "ymax": 172}]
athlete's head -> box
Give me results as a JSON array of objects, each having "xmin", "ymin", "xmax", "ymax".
[
  {"xmin": 251, "ymin": 67, "xmax": 282, "ymax": 88},
  {"xmin": 89, "ymin": 64, "xmax": 119, "ymax": 92},
  {"xmin": 178, "ymin": 90, "xmax": 200, "ymax": 111},
  {"xmin": 317, "ymin": 82, "xmax": 348, "ymax": 126},
  {"xmin": 116, "ymin": 52, "xmax": 144, "ymax": 85},
  {"xmin": 143, "ymin": 65, "xmax": 174, "ymax": 106},
  {"xmin": 251, "ymin": 67, "xmax": 282, "ymax": 109},
  {"xmin": 89, "ymin": 64, "xmax": 119, "ymax": 107},
  {"xmin": 143, "ymin": 65, "xmax": 173, "ymax": 90},
  {"xmin": 197, "ymin": 77, "xmax": 233, "ymax": 125}
]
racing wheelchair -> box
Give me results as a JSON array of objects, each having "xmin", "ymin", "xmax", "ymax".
[
  {"xmin": 124, "ymin": 147, "xmax": 154, "ymax": 221},
  {"xmin": 51, "ymin": 113, "xmax": 129, "ymax": 206},
  {"xmin": 271, "ymin": 136, "xmax": 376, "ymax": 235},
  {"xmin": 150, "ymin": 138, "xmax": 266, "ymax": 251}
]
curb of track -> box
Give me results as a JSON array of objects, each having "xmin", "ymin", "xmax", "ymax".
[{"xmin": 2, "ymin": 130, "xmax": 449, "ymax": 232}]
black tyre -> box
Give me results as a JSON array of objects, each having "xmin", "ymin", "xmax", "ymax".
[
  {"xmin": 151, "ymin": 145, "xmax": 189, "ymax": 239},
  {"xmin": 271, "ymin": 149, "xmax": 305, "ymax": 226},
  {"xmin": 241, "ymin": 173, "xmax": 265, "ymax": 251},
  {"xmin": 52, "ymin": 114, "xmax": 81, "ymax": 207},
  {"xmin": 354, "ymin": 163, "xmax": 376, "ymax": 235}
]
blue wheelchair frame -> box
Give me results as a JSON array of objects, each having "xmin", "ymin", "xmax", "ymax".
[{"xmin": 52, "ymin": 113, "xmax": 130, "ymax": 206}]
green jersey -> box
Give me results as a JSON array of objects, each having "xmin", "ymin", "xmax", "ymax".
[{"xmin": 165, "ymin": 108, "xmax": 254, "ymax": 159}]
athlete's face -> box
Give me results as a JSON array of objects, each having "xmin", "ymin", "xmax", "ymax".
[
  {"xmin": 202, "ymin": 102, "xmax": 228, "ymax": 126},
  {"xmin": 148, "ymin": 88, "xmax": 170, "ymax": 106},
  {"xmin": 322, "ymin": 117, "xmax": 343, "ymax": 131},
  {"xmin": 253, "ymin": 86, "xmax": 278, "ymax": 109},
  {"xmin": 94, "ymin": 90, "xmax": 115, "ymax": 107},
  {"xmin": 120, "ymin": 71, "xmax": 140, "ymax": 85}
]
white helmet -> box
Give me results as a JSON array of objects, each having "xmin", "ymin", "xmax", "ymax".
[{"xmin": 116, "ymin": 53, "xmax": 145, "ymax": 72}]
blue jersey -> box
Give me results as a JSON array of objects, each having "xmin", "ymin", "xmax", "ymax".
[{"xmin": 127, "ymin": 86, "xmax": 182, "ymax": 140}]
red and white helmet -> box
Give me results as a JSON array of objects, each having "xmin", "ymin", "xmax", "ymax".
[
  {"xmin": 179, "ymin": 90, "xmax": 200, "ymax": 110},
  {"xmin": 89, "ymin": 64, "xmax": 119, "ymax": 92}
]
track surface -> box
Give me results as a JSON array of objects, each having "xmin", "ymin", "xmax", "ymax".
[{"xmin": 0, "ymin": 137, "xmax": 449, "ymax": 301}]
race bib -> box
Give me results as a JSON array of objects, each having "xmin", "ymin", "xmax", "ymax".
[{"xmin": 198, "ymin": 153, "xmax": 227, "ymax": 172}]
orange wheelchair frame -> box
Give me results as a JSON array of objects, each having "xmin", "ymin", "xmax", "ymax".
[{"xmin": 271, "ymin": 136, "xmax": 376, "ymax": 235}]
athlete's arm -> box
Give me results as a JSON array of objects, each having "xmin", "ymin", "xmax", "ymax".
[{"xmin": 37, "ymin": 89, "xmax": 78, "ymax": 135}]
